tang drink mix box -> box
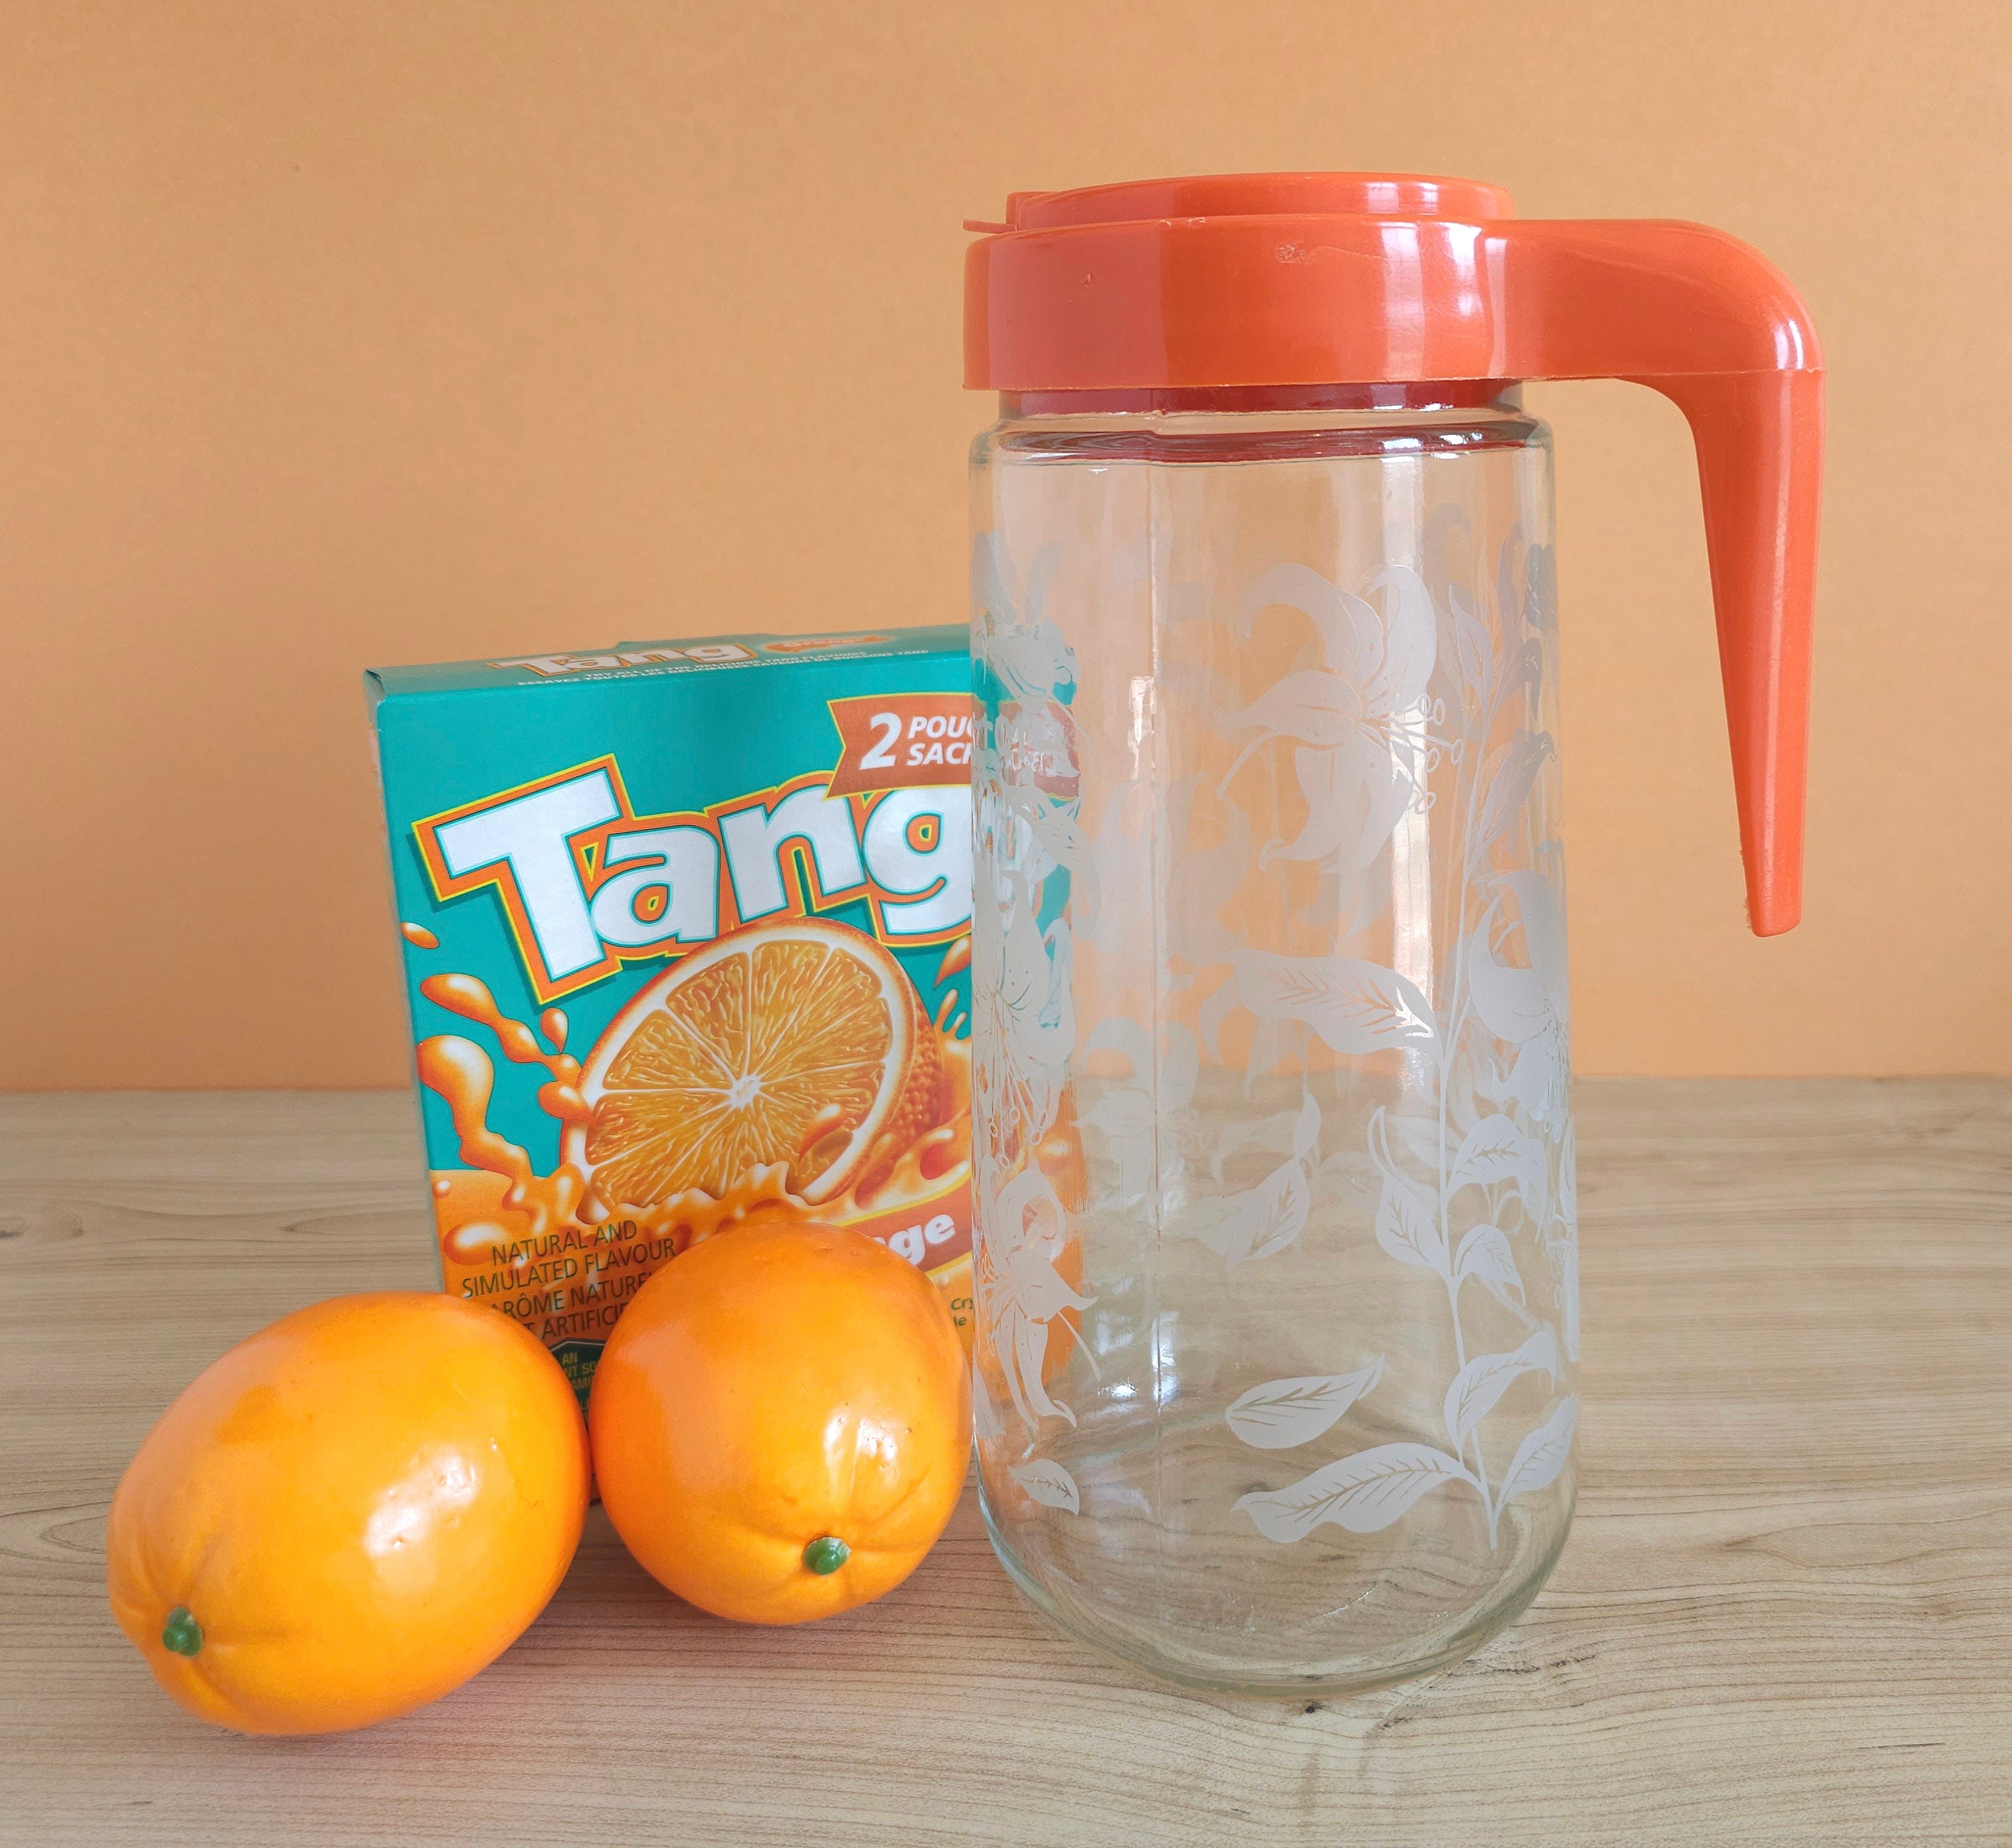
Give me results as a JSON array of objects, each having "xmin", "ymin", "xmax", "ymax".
[{"xmin": 366, "ymin": 627, "xmax": 976, "ymax": 1403}]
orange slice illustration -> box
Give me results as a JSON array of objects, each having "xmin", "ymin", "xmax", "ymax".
[{"xmin": 579, "ymin": 918, "xmax": 942, "ymax": 1210}]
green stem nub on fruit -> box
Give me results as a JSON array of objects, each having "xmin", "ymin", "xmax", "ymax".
[
  {"xmin": 161, "ymin": 1606, "xmax": 203, "ymax": 1657},
  {"xmin": 802, "ymin": 1536, "xmax": 850, "ymax": 1576}
]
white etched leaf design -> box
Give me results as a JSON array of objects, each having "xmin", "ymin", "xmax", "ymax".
[
  {"xmin": 1237, "ymin": 561, "xmax": 1376, "ymax": 675},
  {"xmin": 1503, "ymin": 1031, "xmax": 1567, "ymax": 1127},
  {"xmin": 1235, "ymin": 1444, "xmax": 1476, "ymax": 1543},
  {"xmin": 1236, "ymin": 1157, "xmax": 1311, "ymax": 1267},
  {"xmin": 1233, "ymin": 950, "xmax": 1437, "ymax": 1056},
  {"xmin": 995, "ymin": 776, "xmax": 1089, "ymax": 882},
  {"xmin": 1237, "ymin": 563, "xmax": 1437, "ymax": 707},
  {"xmin": 1243, "ymin": 1016, "xmax": 1296, "ymax": 1090},
  {"xmin": 1225, "ymin": 1357, "xmax": 1384, "ymax": 1450},
  {"xmin": 1374, "ymin": 1173, "xmax": 1447, "ymax": 1272},
  {"xmin": 1379, "ymin": 1108, "xmax": 1447, "ymax": 1174},
  {"xmin": 1001, "ymin": 1243, "xmax": 1089, "ymax": 1323},
  {"xmin": 985, "ymin": 1163, "xmax": 1091, "ymax": 1431},
  {"xmin": 981, "ymin": 633, "xmax": 1063, "ymax": 705},
  {"xmin": 1008, "ymin": 1458, "xmax": 1081, "ymax": 1514},
  {"xmin": 1560, "ymin": 1234, "xmax": 1582, "ymax": 1365},
  {"xmin": 1449, "ymin": 587, "xmax": 1492, "ymax": 693},
  {"xmin": 1559, "ymin": 1118, "xmax": 1579, "ymax": 1227},
  {"xmin": 1500, "ymin": 870, "xmax": 1570, "ymax": 1023},
  {"xmin": 1453, "ymin": 1223, "xmax": 1524, "ymax": 1306},
  {"xmin": 1518, "ymin": 1132, "xmax": 1553, "ymax": 1229},
  {"xmin": 1263, "ymin": 738, "xmax": 1417, "ymax": 873},
  {"xmin": 1198, "ymin": 974, "xmax": 1237, "ymax": 1059},
  {"xmin": 1261, "ymin": 743, "xmax": 1355, "ymax": 868},
  {"xmin": 1165, "ymin": 1192, "xmax": 1238, "ymax": 1255},
  {"xmin": 979, "ymin": 602, "xmax": 1075, "ymax": 703},
  {"xmin": 987, "ymin": 1162, "xmax": 1068, "ymax": 1257},
  {"xmin": 971, "ymin": 1359, "xmax": 1005, "ymax": 1444},
  {"xmin": 1211, "ymin": 1103, "xmax": 1306, "ymax": 1181},
  {"xmin": 1222, "ymin": 670, "xmax": 1359, "ymax": 751},
  {"xmin": 1290, "ymin": 1092, "xmax": 1321, "ymax": 1160},
  {"xmin": 1363, "ymin": 567, "xmax": 1440, "ymax": 711},
  {"xmin": 1469, "ymin": 918, "xmax": 1551, "ymax": 1045},
  {"xmin": 1078, "ymin": 1085, "xmax": 1156, "ymax": 1143},
  {"xmin": 1449, "ymin": 1114, "xmax": 1541, "ymax": 1193},
  {"xmin": 1006, "ymin": 1304, "xmax": 1075, "ymax": 1428},
  {"xmin": 1467, "ymin": 732, "xmax": 1554, "ymax": 871},
  {"xmin": 1167, "ymin": 1154, "xmax": 1309, "ymax": 1267},
  {"xmin": 1496, "ymin": 1397, "xmax": 1577, "ymax": 1509},
  {"xmin": 1443, "ymin": 1328, "xmax": 1561, "ymax": 1450}
]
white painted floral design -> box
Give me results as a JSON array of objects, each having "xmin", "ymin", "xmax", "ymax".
[
  {"xmin": 970, "ymin": 532, "xmax": 1093, "ymax": 1514},
  {"xmin": 1225, "ymin": 1359, "xmax": 1384, "ymax": 1450},
  {"xmin": 1211, "ymin": 544, "xmax": 1579, "ymax": 1551},
  {"xmin": 1165, "ymin": 1092, "xmax": 1319, "ymax": 1267},
  {"xmin": 1221, "ymin": 564, "xmax": 1438, "ymax": 870},
  {"xmin": 970, "ymin": 518, "xmax": 1581, "ymax": 1551},
  {"xmin": 970, "ymin": 860, "xmax": 1073, "ymax": 1169}
]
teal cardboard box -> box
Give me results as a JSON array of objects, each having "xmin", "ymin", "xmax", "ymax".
[{"xmin": 366, "ymin": 625, "xmax": 977, "ymax": 1403}]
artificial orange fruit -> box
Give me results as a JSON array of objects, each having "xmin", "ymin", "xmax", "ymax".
[
  {"xmin": 588, "ymin": 1220, "xmax": 969, "ymax": 1624},
  {"xmin": 578, "ymin": 917, "xmax": 941, "ymax": 1209},
  {"xmin": 107, "ymin": 1292, "xmax": 589, "ymax": 1735}
]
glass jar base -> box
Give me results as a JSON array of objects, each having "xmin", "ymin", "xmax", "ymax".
[{"xmin": 980, "ymin": 1470, "xmax": 1574, "ymax": 1700}]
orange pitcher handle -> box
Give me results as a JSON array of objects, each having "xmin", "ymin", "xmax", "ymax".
[{"xmin": 1496, "ymin": 221, "xmax": 1824, "ymax": 935}]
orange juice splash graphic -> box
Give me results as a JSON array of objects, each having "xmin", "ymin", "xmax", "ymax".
[{"xmin": 414, "ymin": 937, "xmax": 985, "ymax": 1351}]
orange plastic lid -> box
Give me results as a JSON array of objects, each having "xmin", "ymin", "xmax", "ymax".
[{"xmin": 964, "ymin": 173, "xmax": 1824, "ymax": 937}]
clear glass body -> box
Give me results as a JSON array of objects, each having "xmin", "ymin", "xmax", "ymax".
[{"xmin": 968, "ymin": 388, "xmax": 1579, "ymax": 1695}]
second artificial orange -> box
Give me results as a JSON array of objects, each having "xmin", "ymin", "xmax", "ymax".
[{"xmin": 588, "ymin": 1220, "xmax": 970, "ymax": 1624}]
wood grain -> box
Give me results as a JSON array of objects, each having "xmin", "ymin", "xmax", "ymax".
[{"xmin": 2, "ymin": 1082, "xmax": 2007, "ymax": 1847}]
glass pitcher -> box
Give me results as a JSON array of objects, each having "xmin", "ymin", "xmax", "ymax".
[{"xmin": 962, "ymin": 174, "xmax": 1822, "ymax": 1695}]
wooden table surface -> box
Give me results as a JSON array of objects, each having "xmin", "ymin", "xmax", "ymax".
[{"xmin": 2, "ymin": 1081, "xmax": 2008, "ymax": 1847}]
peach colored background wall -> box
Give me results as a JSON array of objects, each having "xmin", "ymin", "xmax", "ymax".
[{"xmin": 2, "ymin": 0, "xmax": 2007, "ymax": 1088}]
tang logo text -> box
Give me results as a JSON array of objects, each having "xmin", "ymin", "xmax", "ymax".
[{"xmin": 414, "ymin": 757, "xmax": 970, "ymax": 1002}]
